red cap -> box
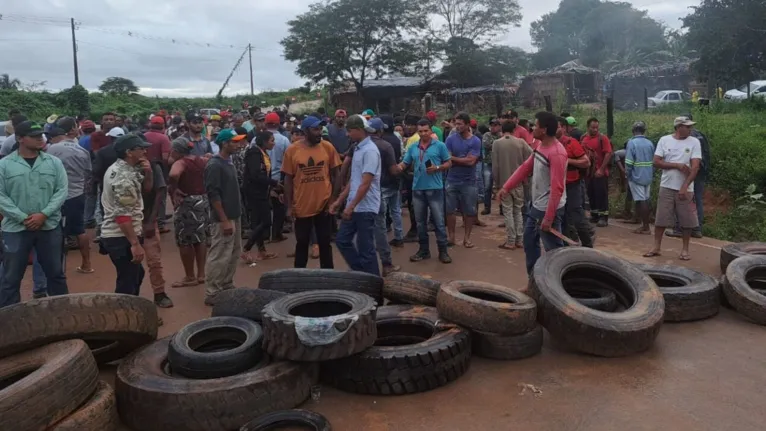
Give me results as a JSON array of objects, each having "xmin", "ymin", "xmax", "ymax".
[
  {"xmin": 150, "ymin": 116, "xmax": 165, "ymax": 125},
  {"xmin": 470, "ymin": 119, "xmax": 477, "ymax": 127},
  {"xmin": 80, "ymin": 120, "xmax": 96, "ymax": 130},
  {"xmin": 426, "ymin": 111, "xmax": 437, "ymax": 121},
  {"xmin": 335, "ymin": 109, "xmax": 347, "ymax": 117},
  {"xmin": 265, "ymin": 112, "xmax": 281, "ymax": 125}
]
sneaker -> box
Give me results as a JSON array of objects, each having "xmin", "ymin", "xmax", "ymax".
[
  {"xmin": 204, "ymin": 295, "xmax": 218, "ymax": 306},
  {"xmin": 410, "ymin": 250, "xmax": 431, "ymax": 262},
  {"xmin": 154, "ymin": 293, "xmax": 174, "ymax": 309},
  {"xmin": 665, "ymin": 230, "xmax": 683, "ymax": 238},
  {"xmin": 481, "ymin": 208, "xmax": 491, "ymax": 215},
  {"xmin": 382, "ymin": 265, "xmax": 401, "ymax": 277},
  {"xmin": 403, "ymin": 231, "xmax": 418, "ymax": 243},
  {"xmin": 691, "ymin": 230, "xmax": 703, "ymax": 239},
  {"xmin": 596, "ymin": 219, "xmax": 608, "ymax": 228},
  {"xmin": 32, "ymin": 292, "xmax": 48, "ymax": 299},
  {"xmin": 438, "ymin": 250, "xmax": 452, "ymax": 264},
  {"xmin": 389, "ymin": 239, "xmax": 404, "ymax": 248}
]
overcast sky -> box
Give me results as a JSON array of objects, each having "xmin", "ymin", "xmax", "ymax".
[{"xmin": 0, "ymin": 0, "xmax": 699, "ymax": 97}]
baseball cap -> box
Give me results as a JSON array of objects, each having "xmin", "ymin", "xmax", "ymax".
[
  {"xmin": 335, "ymin": 109, "xmax": 347, "ymax": 117},
  {"xmin": 566, "ymin": 117, "xmax": 577, "ymax": 126},
  {"xmin": 80, "ymin": 120, "xmax": 96, "ymax": 130},
  {"xmin": 265, "ymin": 112, "xmax": 280, "ymax": 125},
  {"xmin": 301, "ymin": 116, "xmax": 326, "ymax": 130},
  {"xmin": 172, "ymin": 116, "xmax": 183, "ymax": 125},
  {"xmin": 632, "ymin": 121, "xmax": 647, "ymax": 131},
  {"xmin": 55, "ymin": 116, "xmax": 77, "ymax": 133},
  {"xmin": 426, "ymin": 111, "xmax": 437, "ymax": 121},
  {"xmin": 215, "ymin": 128, "xmax": 247, "ymax": 144},
  {"xmin": 114, "ymin": 134, "xmax": 151, "ymax": 153},
  {"xmin": 150, "ymin": 116, "xmax": 166, "ymax": 125},
  {"xmin": 46, "ymin": 114, "xmax": 59, "ymax": 124},
  {"xmin": 171, "ymin": 136, "xmax": 194, "ymax": 155},
  {"xmin": 47, "ymin": 127, "xmax": 67, "ymax": 139},
  {"xmin": 368, "ymin": 118, "xmax": 387, "ymax": 132},
  {"xmin": 674, "ymin": 117, "xmax": 696, "ymax": 127},
  {"xmin": 489, "ymin": 118, "xmax": 500, "ymax": 125},
  {"xmin": 288, "ymin": 116, "xmax": 297, "ymax": 122},
  {"xmin": 253, "ymin": 112, "xmax": 266, "ymax": 122},
  {"xmin": 186, "ymin": 112, "xmax": 203, "ymax": 123},
  {"xmin": 18, "ymin": 121, "xmax": 46, "ymax": 137},
  {"xmin": 107, "ymin": 128, "xmax": 126, "ymax": 138},
  {"xmin": 347, "ymin": 115, "xmax": 375, "ymax": 133},
  {"xmin": 470, "ymin": 119, "xmax": 478, "ymax": 128},
  {"xmin": 362, "ymin": 109, "xmax": 374, "ymax": 118}
]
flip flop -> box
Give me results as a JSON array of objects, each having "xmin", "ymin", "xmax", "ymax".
[
  {"xmin": 643, "ymin": 251, "xmax": 662, "ymax": 258},
  {"xmin": 679, "ymin": 254, "xmax": 691, "ymax": 261},
  {"xmin": 633, "ymin": 228, "xmax": 651, "ymax": 235},
  {"xmin": 498, "ymin": 243, "xmax": 516, "ymax": 250},
  {"xmin": 257, "ymin": 252, "xmax": 278, "ymax": 261},
  {"xmin": 463, "ymin": 240, "xmax": 475, "ymax": 249},
  {"xmin": 172, "ymin": 278, "xmax": 199, "ymax": 288},
  {"xmin": 197, "ymin": 278, "xmax": 205, "ymax": 284},
  {"xmin": 76, "ymin": 267, "xmax": 94, "ymax": 274}
]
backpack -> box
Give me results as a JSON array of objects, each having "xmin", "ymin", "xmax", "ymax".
[{"xmin": 582, "ymin": 134, "xmax": 603, "ymax": 179}]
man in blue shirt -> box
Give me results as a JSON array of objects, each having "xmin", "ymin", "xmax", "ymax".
[
  {"xmin": 330, "ymin": 115, "xmax": 381, "ymax": 276},
  {"xmin": 624, "ymin": 121, "xmax": 655, "ymax": 234},
  {"xmin": 264, "ymin": 112, "xmax": 290, "ymax": 242},
  {"xmin": 399, "ymin": 119, "xmax": 453, "ymax": 264},
  {"xmin": 445, "ymin": 112, "xmax": 482, "ymax": 248}
]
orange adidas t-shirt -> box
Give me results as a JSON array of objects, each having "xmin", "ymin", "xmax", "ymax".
[{"xmin": 281, "ymin": 140, "xmax": 341, "ymax": 218}]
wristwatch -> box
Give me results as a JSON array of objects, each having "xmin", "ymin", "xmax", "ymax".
[{"xmin": 436, "ymin": 166, "xmax": 440, "ymax": 171}]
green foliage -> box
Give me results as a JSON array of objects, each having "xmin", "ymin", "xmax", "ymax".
[
  {"xmin": 441, "ymin": 38, "xmax": 531, "ymax": 86},
  {"xmin": 705, "ymin": 184, "xmax": 766, "ymax": 242},
  {"xmin": 427, "ymin": 0, "xmax": 522, "ymax": 43},
  {"xmin": 0, "ymin": 74, "xmax": 22, "ymax": 91},
  {"xmin": 98, "ymin": 77, "xmax": 140, "ymax": 96},
  {"xmin": 58, "ymin": 85, "xmax": 90, "ymax": 116}
]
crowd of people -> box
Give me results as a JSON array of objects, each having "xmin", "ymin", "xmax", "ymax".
[{"xmin": 0, "ymin": 104, "xmax": 710, "ymax": 311}]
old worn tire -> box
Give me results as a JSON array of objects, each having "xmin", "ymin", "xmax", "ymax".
[
  {"xmin": 720, "ymin": 242, "xmax": 766, "ymax": 273},
  {"xmin": 50, "ymin": 381, "xmax": 118, "ymax": 431},
  {"xmin": 211, "ymin": 288, "xmax": 287, "ymax": 322},
  {"xmin": 634, "ymin": 263, "xmax": 720, "ymax": 322},
  {"xmin": 322, "ymin": 305, "xmax": 471, "ymax": 395},
  {"xmin": 724, "ymin": 255, "xmax": 766, "ymax": 325},
  {"xmin": 116, "ymin": 337, "xmax": 318, "ymax": 431},
  {"xmin": 436, "ymin": 281, "xmax": 537, "ymax": 334},
  {"xmin": 239, "ymin": 409, "xmax": 331, "ymax": 431},
  {"xmin": 0, "ymin": 293, "xmax": 159, "ymax": 364},
  {"xmin": 258, "ymin": 268, "xmax": 384, "ymax": 304},
  {"xmin": 528, "ymin": 247, "xmax": 665, "ymax": 357},
  {"xmin": 262, "ymin": 290, "xmax": 377, "ymax": 361},
  {"xmin": 472, "ymin": 325, "xmax": 543, "ymax": 360},
  {"xmin": 168, "ymin": 317, "xmax": 264, "ymax": 379},
  {"xmin": 383, "ymin": 272, "xmax": 441, "ymax": 306},
  {"xmin": 563, "ymin": 278, "xmax": 619, "ymax": 312},
  {"xmin": 0, "ymin": 340, "xmax": 99, "ymax": 431}
]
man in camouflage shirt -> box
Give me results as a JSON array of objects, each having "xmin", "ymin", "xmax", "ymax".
[
  {"xmin": 481, "ymin": 119, "xmax": 502, "ymax": 215},
  {"xmin": 100, "ymin": 134, "xmax": 153, "ymax": 296}
]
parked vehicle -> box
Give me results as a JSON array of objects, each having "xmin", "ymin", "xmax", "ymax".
[
  {"xmin": 199, "ymin": 108, "xmax": 220, "ymax": 117},
  {"xmin": 724, "ymin": 81, "xmax": 766, "ymax": 100},
  {"xmin": 647, "ymin": 90, "xmax": 690, "ymax": 108}
]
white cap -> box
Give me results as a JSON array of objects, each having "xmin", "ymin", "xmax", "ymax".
[{"xmin": 107, "ymin": 127, "xmax": 126, "ymax": 138}]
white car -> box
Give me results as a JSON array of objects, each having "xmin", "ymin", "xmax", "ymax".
[
  {"xmin": 199, "ymin": 108, "xmax": 221, "ymax": 117},
  {"xmin": 724, "ymin": 81, "xmax": 766, "ymax": 100},
  {"xmin": 647, "ymin": 90, "xmax": 690, "ymax": 108}
]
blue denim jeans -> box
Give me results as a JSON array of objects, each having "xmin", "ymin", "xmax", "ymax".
[
  {"xmin": 0, "ymin": 227, "xmax": 67, "ymax": 307},
  {"xmin": 475, "ymin": 162, "xmax": 485, "ymax": 201},
  {"xmin": 446, "ymin": 184, "xmax": 479, "ymax": 216},
  {"xmin": 413, "ymin": 189, "xmax": 448, "ymax": 252},
  {"xmin": 0, "ymin": 252, "xmax": 47, "ymax": 297},
  {"xmin": 336, "ymin": 212, "xmax": 380, "ymax": 276},
  {"xmin": 382, "ymin": 186, "xmax": 403, "ymax": 241},
  {"xmin": 523, "ymin": 206, "xmax": 565, "ymax": 275},
  {"xmin": 375, "ymin": 189, "xmax": 400, "ymax": 267},
  {"xmin": 483, "ymin": 163, "xmax": 493, "ymax": 209}
]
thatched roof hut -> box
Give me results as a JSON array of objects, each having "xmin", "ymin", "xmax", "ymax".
[{"xmin": 518, "ymin": 60, "xmax": 602, "ymax": 108}]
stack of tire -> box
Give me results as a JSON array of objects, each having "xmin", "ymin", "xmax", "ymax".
[
  {"xmin": 719, "ymin": 242, "xmax": 766, "ymax": 326},
  {"xmin": 0, "ymin": 294, "xmax": 159, "ymax": 430}
]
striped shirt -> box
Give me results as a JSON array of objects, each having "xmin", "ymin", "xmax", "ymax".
[{"xmin": 625, "ymin": 136, "xmax": 655, "ymax": 186}]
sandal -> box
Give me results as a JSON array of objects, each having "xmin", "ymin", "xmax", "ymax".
[
  {"xmin": 679, "ymin": 254, "xmax": 691, "ymax": 261},
  {"xmin": 642, "ymin": 251, "xmax": 662, "ymax": 258},
  {"xmin": 76, "ymin": 267, "xmax": 95, "ymax": 274},
  {"xmin": 498, "ymin": 243, "xmax": 516, "ymax": 250},
  {"xmin": 463, "ymin": 240, "xmax": 475, "ymax": 249},
  {"xmin": 172, "ymin": 278, "xmax": 199, "ymax": 288},
  {"xmin": 632, "ymin": 227, "xmax": 651, "ymax": 235},
  {"xmin": 257, "ymin": 252, "xmax": 278, "ymax": 261}
]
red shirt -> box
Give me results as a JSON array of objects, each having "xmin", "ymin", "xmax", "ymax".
[
  {"xmin": 513, "ymin": 126, "xmax": 534, "ymax": 145},
  {"xmin": 144, "ymin": 130, "xmax": 172, "ymax": 163},
  {"xmin": 89, "ymin": 131, "xmax": 110, "ymax": 152},
  {"xmin": 503, "ymin": 139, "xmax": 567, "ymax": 223},
  {"xmin": 560, "ymin": 136, "xmax": 586, "ymax": 184},
  {"xmin": 580, "ymin": 133, "xmax": 613, "ymax": 176}
]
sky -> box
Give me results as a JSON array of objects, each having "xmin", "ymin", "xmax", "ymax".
[{"xmin": 0, "ymin": 0, "xmax": 699, "ymax": 98}]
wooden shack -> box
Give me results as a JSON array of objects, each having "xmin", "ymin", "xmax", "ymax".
[
  {"xmin": 330, "ymin": 77, "xmax": 449, "ymax": 115},
  {"xmin": 518, "ymin": 60, "xmax": 602, "ymax": 108},
  {"xmin": 606, "ymin": 60, "xmax": 701, "ymax": 109}
]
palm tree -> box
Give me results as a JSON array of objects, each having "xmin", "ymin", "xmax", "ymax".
[{"xmin": 0, "ymin": 74, "xmax": 21, "ymax": 90}]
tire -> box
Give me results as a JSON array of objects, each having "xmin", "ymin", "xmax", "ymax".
[
  {"xmin": 262, "ymin": 290, "xmax": 377, "ymax": 361},
  {"xmin": 0, "ymin": 340, "xmax": 99, "ymax": 431},
  {"xmin": 168, "ymin": 317, "xmax": 264, "ymax": 379},
  {"xmin": 563, "ymin": 278, "xmax": 618, "ymax": 312},
  {"xmin": 50, "ymin": 381, "xmax": 118, "ymax": 431},
  {"xmin": 239, "ymin": 409, "xmax": 331, "ymax": 431},
  {"xmin": 472, "ymin": 326, "xmax": 543, "ymax": 360},
  {"xmin": 635, "ymin": 263, "xmax": 720, "ymax": 322},
  {"xmin": 724, "ymin": 255, "xmax": 766, "ymax": 325},
  {"xmin": 211, "ymin": 288, "xmax": 287, "ymax": 322},
  {"xmin": 0, "ymin": 293, "xmax": 159, "ymax": 364},
  {"xmin": 382, "ymin": 272, "xmax": 441, "ymax": 306},
  {"xmin": 322, "ymin": 305, "xmax": 471, "ymax": 395},
  {"xmin": 528, "ymin": 247, "xmax": 665, "ymax": 357},
  {"xmin": 258, "ymin": 269, "xmax": 384, "ymax": 304},
  {"xmin": 116, "ymin": 338, "xmax": 318, "ymax": 431},
  {"xmin": 436, "ymin": 281, "xmax": 537, "ymax": 334},
  {"xmin": 720, "ymin": 242, "xmax": 766, "ymax": 273}
]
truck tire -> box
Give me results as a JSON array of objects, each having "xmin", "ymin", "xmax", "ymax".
[
  {"xmin": 258, "ymin": 269, "xmax": 383, "ymax": 304},
  {"xmin": 720, "ymin": 242, "xmax": 766, "ymax": 273},
  {"xmin": 0, "ymin": 340, "xmax": 99, "ymax": 431},
  {"xmin": 50, "ymin": 381, "xmax": 118, "ymax": 431},
  {"xmin": 0, "ymin": 293, "xmax": 158, "ymax": 364},
  {"xmin": 239, "ymin": 410, "xmax": 331, "ymax": 431},
  {"xmin": 116, "ymin": 338, "xmax": 318, "ymax": 431},
  {"xmin": 168, "ymin": 317, "xmax": 264, "ymax": 379},
  {"xmin": 436, "ymin": 280, "xmax": 537, "ymax": 334},
  {"xmin": 563, "ymin": 278, "xmax": 619, "ymax": 311},
  {"xmin": 211, "ymin": 288, "xmax": 287, "ymax": 322},
  {"xmin": 529, "ymin": 247, "xmax": 664, "ymax": 357},
  {"xmin": 322, "ymin": 305, "xmax": 471, "ymax": 395},
  {"xmin": 724, "ymin": 255, "xmax": 766, "ymax": 325},
  {"xmin": 262, "ymin": 290, "xmax": 377, "ymax": 361},
  {"xmin": 635, "ymin": 263, "xmax": 720, "ymax": 322},
  {"xmin": 472, "ymin": 325, "xmax": 543, "ymax": 360},
  {"xmin": 382, "ymin": 272, "xmax": 441, "ymax": 306}
]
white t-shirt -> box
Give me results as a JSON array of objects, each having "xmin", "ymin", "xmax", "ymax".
[{"xmin": 654, "ymin": 135, "xmax": 702, "ymax": 191}]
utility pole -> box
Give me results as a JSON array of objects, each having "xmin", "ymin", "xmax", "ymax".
[
  {"xmin": 248, "ymin": 43, "xmax": 254, "ymax": 96},
  {"xmin": 70, "ymin": 18, "xmax": 79, "ymax": 86}
]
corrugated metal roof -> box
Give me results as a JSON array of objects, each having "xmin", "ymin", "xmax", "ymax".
[
  {"xmin": 531, "ymin": 60, "xmax": 599, "ymax": 76},
  {"xmin": 606, "ymin": 60, "xmax": 696, "ymax": 80}
]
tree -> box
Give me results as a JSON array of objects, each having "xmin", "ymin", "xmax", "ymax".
[
  {"xmin": 98, "ymin": 77, "xmax": 139, "ymax": 96},
  {"xmin": 683, "ymin": 0, "xmax": 766, "ymax": 85},
  {"xmin": 281, "ymin": 0, "xmax": 418, "ymax": 92},
  {"xmin": 0, "ymin": 74, "xmax": 21, "ymax": 90},
  {"xmin": 57, "ymin": 85, "xmax": 90, "ymax": 116},
  {"xmin": 427, "ymin": 0, "xmax": 522, "ymax": 44},
  {"xmin": 441, "ymin": 38, "xmax": 530, "ymax": 86}
]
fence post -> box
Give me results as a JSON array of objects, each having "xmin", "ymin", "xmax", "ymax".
[
  {"xmin": 494, "ymin": 94, "xmax": 502, "ymax": 118},
  {"xmin": 544, "ymin": 95, "xmax": 553, "ymax": 112},
  {"xmin": 644, "ymin": 87, "xmax": 648, "ymax": 111},
  {"xmin": 606, "ymin": 97, "xmax": 614, "ymax": 138}
]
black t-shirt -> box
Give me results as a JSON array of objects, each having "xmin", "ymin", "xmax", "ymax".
[
  {"xmin": 142, "ymin": 162, "xmax": 166, "ymax": 223},
  {"xmin": 23, "ymin": 157, "xmax": 37, "ymax": 167}
]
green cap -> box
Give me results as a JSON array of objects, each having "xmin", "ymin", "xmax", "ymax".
[
  {"xmin": 362, "ymin": 109, "xmax": 375, "ymax": 117},
  {"xmin": 215, "ymin": 128, "xmax": 247, "ymax": 144},
  {"xmin": 566, "ymin": 117, "xmax": 577, "ymax": 126},
  {"xmin": 346, "ymin": 115, "xmax": 375, "ymax": 132}
]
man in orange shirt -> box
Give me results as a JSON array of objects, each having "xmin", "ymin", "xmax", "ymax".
[
  {"xmin": 282, "ymin": 116, "xmax": 341, "ymax": 269},
  {"xmin": 580, "ymin": 117, "xmax": 613, "ymax": 227}
]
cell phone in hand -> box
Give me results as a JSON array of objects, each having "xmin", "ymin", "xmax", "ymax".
[{"xmin": 425, "ymin": 160, "xmax": 433, "ymax": 168}]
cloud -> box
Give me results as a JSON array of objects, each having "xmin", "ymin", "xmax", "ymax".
[{"xmin": 0, "ymin": 0, "xmax": 700, "ymax": 97}]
